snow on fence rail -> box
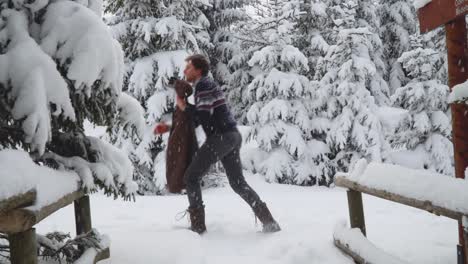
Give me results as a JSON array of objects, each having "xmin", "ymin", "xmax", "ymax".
[
  {"xmin": 0, "ymin": 190, "xmax": 84, "ymax": 234},
  {"xmin": 0, "ymin": 190, "xmax": 36, "ymax": 215},
  {"xmin": 334, "ymin": 159, "xmax": 468, "ymax": 264},
  {"xmin": 0, "ymin": 150, "xmax": 110, "ymax": 263},
  {"xmin": 336, "ymin": 159, "xmax": 468, "ymax": 220},
  {"xmin": 333, "ymin": 223, "xmax": 409, "ymax": 264}
]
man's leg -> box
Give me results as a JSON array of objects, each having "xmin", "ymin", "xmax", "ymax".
[
  {"xmin": 183, "ymin": 137, "xmax": 220, "ymax": 234},
  {"xmin": 221, "ymin": 144, "xmax": 262, "ymax": 208},
  {"xmin": 220, "ymin": 132, "xmax": 281, "ymax": 232},
  {"xmin": 184, "ymin": 133, "xmax": 238, "ymax": 208},
  {"xmin": 184, "ymin": 132, "xmax": 239, "ymax": 234},
  {"xmin": 184, "ymin": 141, "xmax": 218, "ymax": 208}
]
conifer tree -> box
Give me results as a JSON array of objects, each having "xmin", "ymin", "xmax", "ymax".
[
  {"xmin": 314, "ymin": 0, "xmax": 387, "ymax": 172},
  {"xmin": 246, "ymin": 0, "xmax": 333, "ymax": 185},
  {"xmin": 390, "ymin": 37, "xmax": 453, "ymax": 175},
  {"xmin": 0, "ymin": 0, "xmax": 137, "ymax": 199},
  {"xmin": 106, "ymin": 0, "xmax": 210, "ymax": 194},
  {"xmin": 379, "ymin": 0, "xmax": 417, "ymax": 93}
]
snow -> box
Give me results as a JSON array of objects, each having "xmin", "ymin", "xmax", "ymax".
[
  {"xmin": 280, "ymin": 45, "xmax": 310, "ymax": 72},
  {"xmin": 2, "ymin": 0, "xmax": 454, "ymax": 261},
  {"xmin": 342, "ymin": 160, "xmax": 468, "ymax": 214},
  {"xmin": 42, "ymin": 152, "xmax": 97, "ymax": 192},
  {"xmin": 333, "ymin": 224, "xmax": 409, "ymax": 264},
  {"xmin": 74, "ymin": 248, "xmax": 99, "ymax": 264},
  {"xmin": 310, "ymin": 2, "xmax": 327, "ymax": 17},
  {"xmin": 448, "ymin": 80, "xmax": 468, "ymax": 103},
  {"xmin": 0, "ymin": 149, "xmax": 80, "ymax": 209},
  {"xmin": 83, "ymin": 119, "xmax": 107, "ymax": 138},
  {"xmin": 390, "ymin": 47, "xmax": 452, "ymax": 175},
  {"xmin": 129, "ymin": 50, "xmax": 188, "ymax": 100},
  {"xmin": 0, "ymin": 142, "xmax": 136, "ymax": 211},
  {"xmin": 87, "ymin": 137, "xmax": 138, "ymax": 197},
  {"xmin": 35, "ymin": 174, "xmax": 457, "ymax": 264},
  {"xmin": 414, "ymin": 0, "xmax": 432, "ymax": 9},
  {"xmin": 37, "ymin": 136, "xmax": 137, "ymax": 199},
  {"xmin": 73, "ymin": 231, "xmax": 110, "ymax": 264},
  {"xmin": 310, "ymin": 35, "xmax": 329, "ymax": 54},
  {"xmin": 78, "ymin": 0, "xmax": 104, "ymax": 16},
  {"xmin": 0, "ymin": 2, "xmax": 124, "ymax": 156},
  {"xmin": 116, "ymin": 93, "xmax": 146, "ymax": 137},
  {"xmin": 349, "ymin": 158, "xmax": 368, "ymax": 179},
  {"xmin": 0, "ymin": 10, "xmax": 76, "ymax": 155},
  {"xmin": 36, "ymin": 234, "xmax": 60, "ymax": 252},
  {"xmin": 375, "ymin": 106, "xmax": 408, "ymax": 133},
  {"xmin": 195, "ymin": 0, "xmax": 212, "ymax": 7},
  {"xmin": 388, "ymin": 146, "xmax": 429, "ymax": 170},
  {"xmin": 40, "ymin": 0, "xmax": 124, "ymax": 96}
]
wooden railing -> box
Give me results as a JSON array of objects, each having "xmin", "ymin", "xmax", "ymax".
[
  {"xmin": 0, "ymin": 190, "xmax": 109, "ymax": 264},
  {"xmin": 334, "ymin": 174, "xmax": 468, "ymax": 264}
]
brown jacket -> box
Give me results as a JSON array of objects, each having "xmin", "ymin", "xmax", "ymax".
[{"xmin": 166, "ymin": 80, "xmax": 198, "ymax": 193}]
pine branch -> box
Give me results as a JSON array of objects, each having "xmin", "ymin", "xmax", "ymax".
[
  {"xmin": 0, "ymin": 233, "xmax": 9, "ymax": 260},
  {"xmin": 38, "ymin": 230, "xmax": 103, "ymax": 264},
  {"xmin": 231, "ymin": 34, "xmax": 269, "ymax": 46},
  {"xmin": 0, "ymin": 126, "xmax": 24, "ymax": 141}
]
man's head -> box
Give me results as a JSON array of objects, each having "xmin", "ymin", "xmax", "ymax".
[{"xmin": 184, "ymin": 54, "xmax": 209, "ymax": 83}]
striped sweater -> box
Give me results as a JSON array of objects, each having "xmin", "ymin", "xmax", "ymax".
[{"xmin": 185, "ymin": 76, "xmax": 237, "ymax": 137}]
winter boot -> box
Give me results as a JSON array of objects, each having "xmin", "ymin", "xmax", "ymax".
[
  {"xmin": 188, "ymin": 205, "xmax": 206, "ymax": 234},
  {"xmin": 252, "ymin": 202, "xmax": 281, "ymax": 233}
]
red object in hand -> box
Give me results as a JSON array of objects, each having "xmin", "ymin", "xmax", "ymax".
[{"xmin": 154, "ymin": 123, "xmax": 170, "ymax": 134}]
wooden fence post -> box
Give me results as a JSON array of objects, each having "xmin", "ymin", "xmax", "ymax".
[
  {"xmin": 74, "ymin": 195, "xmax": 92, "ymax": 235},
  {"xmin": 347, "ymin": 190, "xmax": 366, "ymax": 236},
  {"xmin": 463, "ymin": 217, "xmax": 468, "ymax": 264},
  {"xmin": 445, "ymin": 16, "xmax": 468, "ymax": 264},
  {"xmin": 9, "ymin": 228, "xmax": 37, "ymax": 264}
]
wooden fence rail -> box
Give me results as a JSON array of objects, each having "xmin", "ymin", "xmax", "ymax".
[
  {"xmin": 0, "ymin": 190, "xmax": 109, "ymax": 264},
  {"xmin": 335, "ymin": 174, "xmax": 468, "ymax": 264}
]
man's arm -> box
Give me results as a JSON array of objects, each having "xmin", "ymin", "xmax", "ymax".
[
  {"xmin": 185, "ymin": 103, "xmax": 201, "ymax": 128},
  {"xmin": 177, "ymin": 96, "xmax": 202, "ymax": 128}
]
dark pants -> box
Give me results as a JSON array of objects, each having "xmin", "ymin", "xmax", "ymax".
[{"xmin": 184, "ymin": 130, "xmax": 263, "ymax": 209}]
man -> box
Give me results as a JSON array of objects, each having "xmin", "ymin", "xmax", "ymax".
[{"xmin": 158, "ymin": 54, "xmax": 281, "ymax": 234}]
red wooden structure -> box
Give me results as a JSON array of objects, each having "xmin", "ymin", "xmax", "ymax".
[{"xmin": 419, "ymin": 1, "xmax": 468, "ymax": 263}]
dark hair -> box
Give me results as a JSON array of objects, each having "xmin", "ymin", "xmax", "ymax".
[{"xmin": 186, "ymin": 54, "xmax": 209, "ymax": 76}]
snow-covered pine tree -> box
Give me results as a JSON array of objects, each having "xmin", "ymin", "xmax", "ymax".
[
  {"xmin": 245, "ymin": 0, "xmax": 333, "ymax": 186},
  {"xmin": 105, "ymin": 0, "xmax": 210, "ymax": 194},
  {"xmin": 0, "ymin": 0, "xmax": 136, "ymax": 199},
  {"xmin": 314, "ymin": 0, "xmax": 386, "ymax": 173},
  {"xmin": 200, "ymin": 0, "xmax": 253, "ymax": 85},
  {"xmin": 184, "ymin": 0, "xmax": 259, "ymax": 125},
  {"xmin": 293, "ymin": 0, "xmax": 339, "ymax": 183},
  {"xmin": 422, "ymin": 27, "xmax": 448, "ymax": 85},
  {"xmin": 311, "ymin": 0, "xmax": 354, "ymax": 81},
  {"xmin": 312, "ymin": 0, "xmax": 389, "ymax": 106},
  {"xmin": 379, "ymin": 0, "xmax": 417, "ymax": 93},
  {"xmin": 295, "ymin": 0, "xmax": 332, "ymax": 79},
  {"xmin": 390, "ymin": 37, "xmax": 453, "ymax": 175},
  {"xmin": 355, "ymin": 0, "xmax": 389, "ymax": 106},
  {"xmin": 222, "ymin": 35, "xmax": 261, "ymax": 123}
]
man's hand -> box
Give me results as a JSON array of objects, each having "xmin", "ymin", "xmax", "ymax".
[
  {"xmin": 154, "ymin": 122, "xmax": 170, "ymax": 135},
  {"xmin": 176, "ymin": 96, "xmax": 186, "ymax": 111}
]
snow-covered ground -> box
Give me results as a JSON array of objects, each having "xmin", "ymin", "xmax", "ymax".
[{"xmin": 36, "ymin": 173, "xmax": 457, "ymax": 264}]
